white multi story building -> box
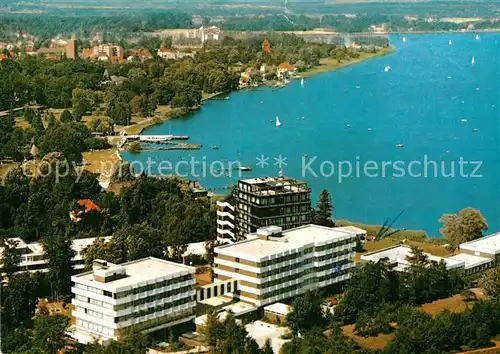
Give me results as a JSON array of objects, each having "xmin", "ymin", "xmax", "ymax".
[
  {"xmin": 216, "ymin": 201, "xmax": 236, "ymax": 239},
  {"xmin": 70, "ymin": 258, "xmax": 197, "ymax": 344},
  {"xmin": 0, "ymin": 236, "xmax": 112, "ymax": 274},
  {"xmin": 213, "ymin": 225, "xmax": 358, "ymax": 307}
]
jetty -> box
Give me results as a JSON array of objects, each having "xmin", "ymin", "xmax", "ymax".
[
  {"xmin": 140, "ymin": 143, "xmax": 201, "ymax": 151},
  {"xmin": 126, "ymin": 134, "xmax": 189, "ymax": 142}
]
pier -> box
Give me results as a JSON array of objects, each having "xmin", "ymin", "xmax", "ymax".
[
  {"xmin": 140, "ymin": 143, "xmax": 202, "ymax": 151},
  {"xmin": 126, "ymin": 134, "xmax": 189, "ymax": 142}
]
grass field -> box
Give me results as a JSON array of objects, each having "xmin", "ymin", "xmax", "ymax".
[
  {"xmin": 82, "ymin": 148, "xmax": 121, "ymax": 177},
  {"xmin": 419, "ymin": 289, "xmax": 486, "ymax": 317},
  {"xmin": 343, "ymin": 324, "xmax": 394, "ymax": 350}
]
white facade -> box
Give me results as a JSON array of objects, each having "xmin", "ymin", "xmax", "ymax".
[
  {"xmin": 70, "ymin": 258, "xmax": 196, "ymax": 344},
  {"xmin": 214, "ymin": 225, "xmax": 358, "ymax": 307},
  {"xmin": 157, "ymin": 48, "xmax": 195, "ymax": 60},
  {"xmin": 0, "ymin": 236, "xmax": 112, "ymax": 274},
  {"xmin": 216, "ymin": 201, "xmax": 235, "ymax": 239}
]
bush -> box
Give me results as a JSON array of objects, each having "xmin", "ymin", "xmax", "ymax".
[
  {"xmin": 355, "ymin": 310, "xmax": 393, "ymax": 337},
  {"xmin": 84, "ymin": 138, "xmax": 112, "ymax": 151}
]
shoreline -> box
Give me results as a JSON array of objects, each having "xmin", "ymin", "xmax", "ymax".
[
  {"xmin": 94, "ymin": 46, "xmax": 395, "ymax": 188},
  {"xmin": 114, "ymin": 47, "xmax": 393, "ymax": 139}
]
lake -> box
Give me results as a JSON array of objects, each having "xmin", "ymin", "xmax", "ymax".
[{"xmin": 121, "ymin": 33, "xmax": 500, "ymax": 236}]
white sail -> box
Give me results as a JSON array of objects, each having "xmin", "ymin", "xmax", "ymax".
[
  {"xmin": 276, "ymin": 116, "xmax": 282, "ymax": 127},
  {"xmin": 301, "ymin": 78, "xmax": 304, "ymax": 88},
  {"xmin": 449, "ymin": 40, "xmax": 452, "ymax": 45},
  {"xmin": 476, "ymin": 34, "xmax": 480, "ymax": 40},
  {"xmin": 402, "ymin": 36, "xmax": 407, "ymax": 43},
  {"xmin": 472, "ymin": 56, "xmax": 476, "ymax": 65}
]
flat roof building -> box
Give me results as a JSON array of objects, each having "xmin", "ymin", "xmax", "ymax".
[
  {"xmin": 459, "ymin": 232, "xmax": 500, "ymax": 259},
  {"xmin": 0, "ymin": 236, "xmax": 111, "ymax": 274},
  {"xmin": 70, "ymin": 257, "xmax": 196, "ymax": 344},
  {"xmin": 360, "ymin": 245, "xmax": 464, "ymax": 271},
  {"xmin": 214, "ymin": 224, "xmax": 358, "ymax": 307},
  {"xmin": 230, "ymin": 176, "xmax": 312, "ymax": 240}
]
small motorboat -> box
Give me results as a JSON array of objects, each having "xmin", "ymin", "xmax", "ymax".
[
  {"xmin": 396, "ymin": 144, "xmax": 404, "ymax": 148},
  {"xmin": 461, "ymin": 119, "xmax": 468, "ymax": 123},
  {"xmin": 211, "ymin": 145, "xmax": 220, "ymax": 150},
  {"xmin": 472, "ymin": 128, "xmax": 479, "ymax": 133}
]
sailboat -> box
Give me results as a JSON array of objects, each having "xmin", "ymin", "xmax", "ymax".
[
  {"xmin": 402, "ymin": 36, "xmax": 407, "ymax": 43},
  {"xmin": 476, "ymin": 34, "xmax": 480, "ymax": 40},
  {"xmin": 276, "ymin": 116, "xmax": 282, "ymax": 127},
  {"xmin": 472, "ymin": 56, "xmax": 476, "ymax": 66},
  {"xmin": 449, "ymin": 39, "xmax": 452, "ymax": 45},
  {"xmin": 301, "ymin": 78, "xmax": 304, "ymax": 88}
]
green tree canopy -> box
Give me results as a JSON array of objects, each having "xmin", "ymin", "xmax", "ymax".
[{"xmin": 439, "ymin": 207, "xmax": 488, "ymax": 250}]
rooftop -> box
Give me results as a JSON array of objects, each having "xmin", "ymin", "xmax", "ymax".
[
  {"xmin": 214, "ymin": 224, "xmax": 358, "ymax": 262},
  {"xmin": 241, "ymin": 176, "xmax": 306, "ymax": 186},
  {"xmin": 334, "ymin": 226, "xmax": 368, "ymax": 235},
  {"xmin": 239, "ymin": 176, "xmax": 310, "ymax": 195},
  {"xmin": 264, "ymin": 302, "xmax": 291, "ymax": 316},
  {"xmin": 72, "ymin": 257, "xmax": 195, "ymax": 292},
  {"xmin": 447, "ymin": 253, "xmax": 493, "ymax": 270},
  {"xmin": 360, "ymin": 245, "xmax": 464, "ymax": 270},
  {"xmin": 459, "ymin": 232, "xmax": 500, "ymax": 255},
  {"xmin": 0, "ymin": 236, "xmax": 112, "ymax": 259}
]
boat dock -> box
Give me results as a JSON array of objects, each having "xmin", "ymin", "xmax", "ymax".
[
  {"xmin": 140, "ymin": 143, "xmax": 202, "ymax": 151},
  {"xmin": 126, "ymin": 134, "xmax": 189, "ymax": 142}
]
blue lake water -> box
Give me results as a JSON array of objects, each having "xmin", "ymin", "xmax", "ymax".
[{"xmin": 122, "ymin": 33, "xmax": 500, "ymax": 236}]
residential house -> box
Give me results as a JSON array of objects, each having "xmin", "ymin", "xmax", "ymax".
[
  {"xmin": 277, "ymin": 62, "xmax": 296, "ymax": 80},
  {"xmin": 157, "ymin": 47, "xmax": 194, "ymax": 60}
]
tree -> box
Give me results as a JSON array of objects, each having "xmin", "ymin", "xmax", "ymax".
[
  {"xmin": 405, "ymin": 245, "xmax": 429, "ymax": 267},
  {"xmin": 30, "ymin": 314, "xmax": 70, "ymax": 353},
  {"xmin": 261, "ymin": 338, "xmax": 274, "ymax": 354},
  {"xmin": 131, "ymin": 95, "xmax": 156, "ymax": 117},
  {"xmin": 47, "ymin": 113, "xmax": 57, "ymax": 128},
  {"xmin": 60, "ymin": 109, "xmax": 74, "ymax": 123},
  {"xmin": 286, "ymin": 290, "xmax": 326, "ymax": 334},
  {"xmin": 334, "ymin": 259, "xmax": 399, "ymax": 324},
  {"xmin": 481, "ymin": 268, "xmax": 500, "ymax": 298},
  {"xmin": 23, "ymin": 107, "xmax": 36, "ymax": 124},
  {"xmin": 313, "ymin": 190, "xmax": 334, "ymax": 227},
  {"xmin": 107, "ymin": 99, "xmax": 132, "ymax": 126},
  {"xmin": 439, "ymin": 207, "xmax": 488, "ymax": 249},
  {"xmin": 85, "ymin": 328, "xmax": 148, "ymax": 354},
  {"xmin": 39, "ymin": 122, "xmax": 89, "ymax": 163},
  {"xmin": 0, "ymin": 238, "xmax": 22, "ymax": 279},
  {"xmin": 201, "ymin": 308, "xmax": 221, "ymax": 349},
  {"xmin": 42, "ymin": 233, "xmax": 76, "ymax": 297},
  {"xmin": 0, "ymin": 272, "xmax": 47, "ymax": 331},
  {"xmin": 72, "ymin": 88, "xmax": 97, "ymax": 119}
]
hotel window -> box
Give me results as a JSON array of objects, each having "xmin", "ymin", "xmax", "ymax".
[
  {"xmin": 207, "ymin": 288, "xmax": 211, "ymax": 298},
  {"xmin": 214, "ymin": 287, "xmax": 218, "ymax": 296},
  {"xmin": 221, "ymin": 284, "xmax": 225, "ymax": 294},
  {"xmin": 228, "ymin": 282, "xmax": 232, "ymax": 293},
  {"xmin": 235, "ymin": 257, "xmax": 240, "ymax": 263}
]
